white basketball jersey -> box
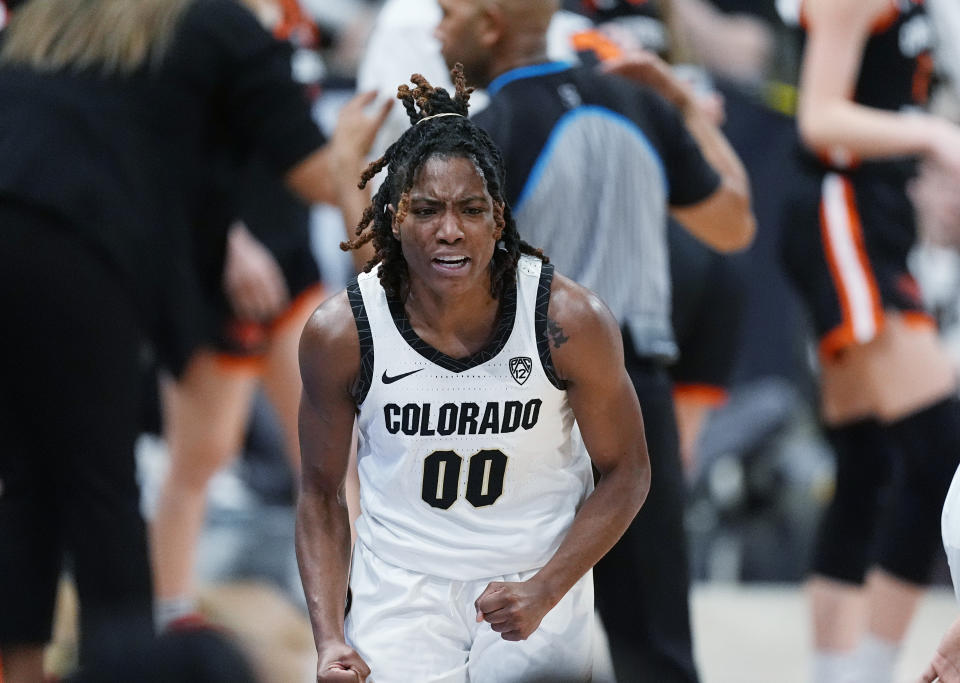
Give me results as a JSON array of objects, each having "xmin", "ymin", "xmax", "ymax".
[{"xmin": 349, "ymin": 255, "xmax": 592, "ymax": 580}]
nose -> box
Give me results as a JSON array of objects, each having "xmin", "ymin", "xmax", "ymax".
[{"xmin": 436, "ymin": 209, "xmax": 463, "ymax": 243}]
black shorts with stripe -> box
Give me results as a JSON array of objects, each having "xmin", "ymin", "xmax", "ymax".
[
  {"xmin": 211, "ymin": 245, "xmax": 321, "ymax": 359},
  {"xmin": 780, "ymin": 160, "xmax": 929, "ymax": 359},
  {"xmin": 668, "ymin": 220, "xmax": 745, "ymax": 404}
]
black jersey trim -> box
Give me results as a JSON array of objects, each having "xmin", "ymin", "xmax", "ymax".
[
  {"xmin": 386, "ymin": 282, "xmax": 518, "ymax": 373},
  {"xmin": 535, "ymin": 263, "xmax": 567, "ymax": 390},
  {"xmin": 347, "ymin": 278, "xmax": 374, "ymax": 405}
]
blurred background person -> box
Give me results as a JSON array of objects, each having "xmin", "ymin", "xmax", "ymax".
[
  {"xmin": 560, "ymin": 2, "xmax": 824, "ymax": 592},
  {"xmin": 558, "ymin": 0, "xmax": 751, "ymax": 481},
  {"xmin": 149, "ymin": 0, "xmax": 332, "ymax": 633},
  {"xmin": 432, "ymin": 3, "xmax": 755, "ymax": 682},
  {"xmin": 777, "ymin": 0, "xmax": 960, "ymax": 680},
  {"xmin": 0, "ymin": 0, "xmax": 384, "ymax": 680}
]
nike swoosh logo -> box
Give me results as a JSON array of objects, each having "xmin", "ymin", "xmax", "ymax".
[{"xmin": 381, "ymin": 368, "xmax": 424, "ymax": 384}]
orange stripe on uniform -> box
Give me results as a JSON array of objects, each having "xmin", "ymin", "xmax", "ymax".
[
  {"xmin": 673, "ymin": 383, "xmax": 729, "ymax": 408},
  {"xmin": 216, "ymin": 284, "xmax": 326, "ymax": 374},
  {"xmin": 798, "ymin": 0, "xmax": 809, "ymax": 29},
  {"xmin": 912, "ymin": 53, "xmax": 934, "ymax": 105},
  {"xmin": 273, "ymin": 0, "xmax": 319, "ymax": 46},
  {"xmin": 818, "ymin": 173, "xmax": 885, "ymax": 360},
  {"xmin": 215, "ymin": 353, "xmax": 267, "ymax": 375},
  {"xmin": 870, "ymin": 0, "xmax": 900, "ymax": 34},
  {"xmin": 269, "ymin": 283, "xmax": 326, "ymax": 334},
  {"xmin": 902, "ymin": 310, "xmax": 937, "ymax": 331},
  {"xmin": 571, "ymin": 30, "xmax": 625, "ymax": 62}
]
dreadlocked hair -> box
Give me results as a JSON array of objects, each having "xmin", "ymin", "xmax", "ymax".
[{"xmin": 342, "ymin": 63, "xmax": 546, "ymax": 302}]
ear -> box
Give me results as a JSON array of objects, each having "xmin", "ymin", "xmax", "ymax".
[
  {"xmin": 477, "ymin": 2, "xmax": 506, "ymax": 48},
  {"xmin": 387, "ymin": 204, "xmax": 400, "ymax": 239}
]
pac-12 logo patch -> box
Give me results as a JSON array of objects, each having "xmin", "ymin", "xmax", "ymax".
[{"xmin": 509, "ymin": 356, "xmax": 532, "ymax": 385}]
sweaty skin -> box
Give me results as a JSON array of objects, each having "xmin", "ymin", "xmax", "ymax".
[{"xmin": 296, "ymin": 153, "xmax": 650, "ymax": 680}]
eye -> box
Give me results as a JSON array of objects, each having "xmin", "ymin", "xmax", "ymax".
[
  {"xmin": 412, "ymin": 206, "xmax": 437, "ymax": 216},
  {"xmin": 463, "ymin": 206, "xmax": 485, "ymax": 215}
]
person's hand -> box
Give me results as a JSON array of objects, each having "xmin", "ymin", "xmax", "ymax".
[
  {"xmin": 602, "ymin": 51, "xmax": 726, "ymax": 126},
  {"xmin": 328, "ymin": 90, "xmax": 392, "ymax": 175},
  {"xmin": 474, "ymin": 578, "xmax": 556, "ymax": 641},
  {"xmin": 222, "ymin": 221, "xmax": 289, "ymax": 321},
  {"xmin": 918, "ymin": 615, "xmax": 960, "ymax": 682},
  {"xmin": 316, "ymin": 640, "xmax": 370, "ymax": 682},
  {"xmin": 601, "ymin": 49, "xmax": 696, "ymax": 113}
]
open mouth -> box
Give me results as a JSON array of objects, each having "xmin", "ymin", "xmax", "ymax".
[{"xmin": 432, "ymin": 256, "xmax": 470, "ymax": 268}]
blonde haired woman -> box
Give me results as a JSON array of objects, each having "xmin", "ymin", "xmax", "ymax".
[{"xmin": 0, "ymin": 1, "xmax": 384, "ymax": 680}]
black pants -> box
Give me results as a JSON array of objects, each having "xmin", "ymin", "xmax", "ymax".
[
  {"xmin": 593, "ymin": 334, "xmax": 698, "ymax": 683},
  {"xmin": 0, "ymin": 205, "xmax": 154, "ymax": 664}
]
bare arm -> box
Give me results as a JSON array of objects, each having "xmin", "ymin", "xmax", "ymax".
[
  {"xmin": 286, "ymin": 91, "xmax": 389, "ymax": 272},
  {"xmin": 797, "ymin": 0, "xmax": 960, "ymax": 168},
  {"xmin": 296, "ymin": 293, "xmax": 371, "ymax": 682},
  {"xmin": 531, "ymin": 275, "xmax": 651, "ymax": 600},
  {"xmin": 668, "ymin": 98, "xmax": 755, "ymax": 252},
  {"xmin": 602, "ymin": 51, "xmax": 755, "ymax": 252},
  {"xmin": 474, "ymin": 275, "xmax": 650, "ymax": 640},
  {"xmin": 671, "ymin": 0, "xmax": 773, "ymax": 84}
]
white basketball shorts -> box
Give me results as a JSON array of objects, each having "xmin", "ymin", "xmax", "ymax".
[{"xmin": 345, "ymin": 539, "xmax": 594, "ymax": 683}]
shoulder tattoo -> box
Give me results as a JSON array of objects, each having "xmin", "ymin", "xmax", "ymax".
[{"xmin": 544, "ymin": 317, "xmax": 569, "ymax": 350}]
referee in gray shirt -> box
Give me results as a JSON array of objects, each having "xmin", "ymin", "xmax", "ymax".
[{"xmin": 437, "ymin": 1, "xmax": 754, "ymax": 680}]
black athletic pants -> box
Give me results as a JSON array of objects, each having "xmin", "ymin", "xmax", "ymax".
[
  {"xmin": 0, "ymin": 204, "xmax": 154, "ymax": 665},
  {"xmin": 593, "ymin": 333, "xmax": 699, "ymax": 683}
]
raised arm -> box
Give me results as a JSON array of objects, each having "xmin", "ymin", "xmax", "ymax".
[
  {"xmin": 474, "ymin": 274, "xmax": 651, "ymax": 640},
  {"xmin": 295, "ymin": 292, "xmax": 371, "ymax": 682},
  {"xmin": 602, "ymin": 50, "xmax": 755, "ymax": 252},
  {"xmin": 285, "ymin": 91, "xmax": 390, "ymax": 208},
  {"xmin": 285, "ymin": 91, "xmax": 388, "ymax": 273},
  {"xmin": 797, "ymin": 0, "xmax": 960, "ymax": 170}
]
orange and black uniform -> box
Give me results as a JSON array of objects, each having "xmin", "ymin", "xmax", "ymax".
[
  {"xmin": 206, "ymin": 154, "xmax": 323, "ymax": 367},
  {"xmin": 0, "ymin": 0, "xmax": 324, "ymax": 668},
  {"xmin": 781, "ymin": 0, "xmax": 934, "ymax": 360},
  {"xmin": 782, "ymin": 0, "xmax": 960, "ymax": 588},
  {"xmin": 199, "ymin": 3, "xmax": 325, "ymax": 367}
]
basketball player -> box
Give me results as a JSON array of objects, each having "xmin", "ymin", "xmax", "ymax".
[
  {"xmin": 779, "ymin": 0, "xmax": 960, "ymax": 680},
  {"xmin": 295, "ymin": 68, "xmax": 651, "ymax": 682},
  {"xmin": 150, "ymin": 0, "xmax": 329, "ymax": 630}
]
